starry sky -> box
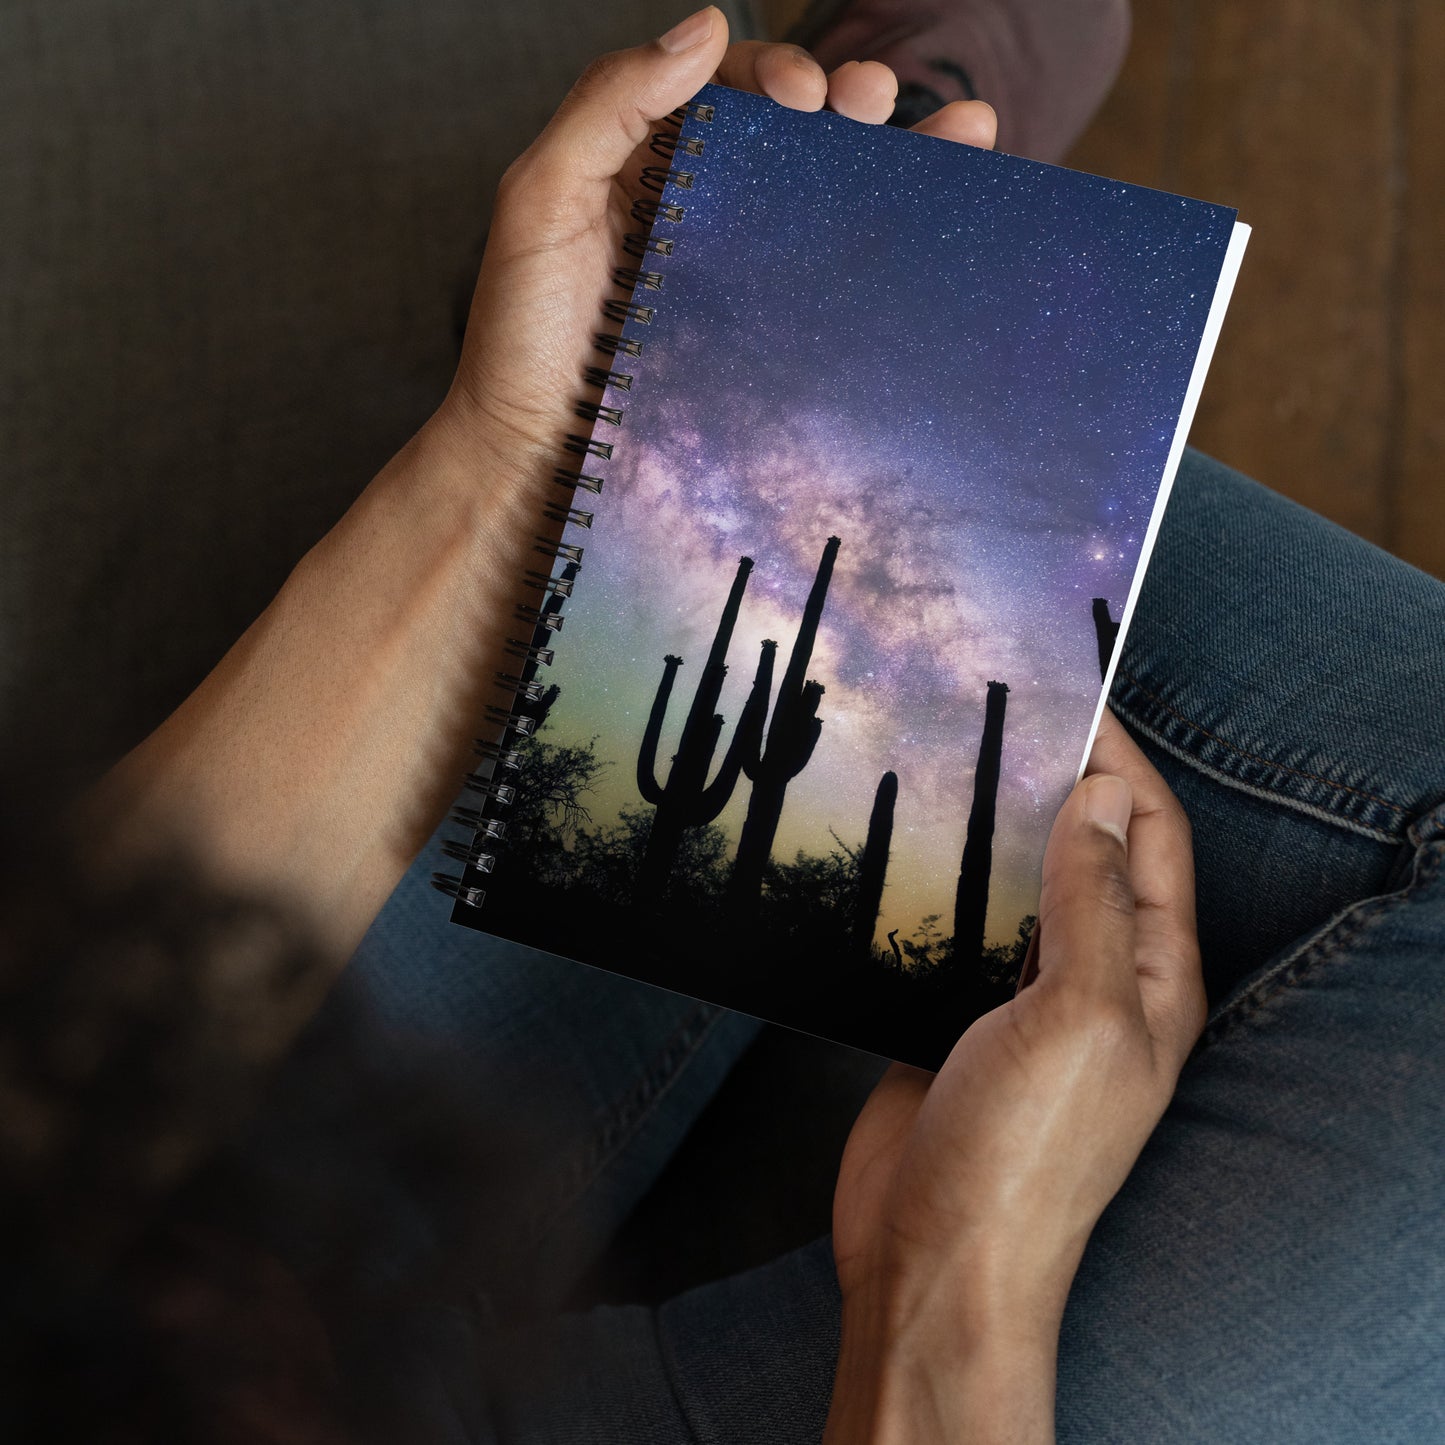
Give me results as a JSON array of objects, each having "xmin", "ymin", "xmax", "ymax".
[{"xmin": 541, "ymin": 82, "xmax": 1236, "ymax": 948}]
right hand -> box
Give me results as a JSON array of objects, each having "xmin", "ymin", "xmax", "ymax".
[{"xmin": 827, "ymin": 709, "xmax": 1206, "ymax": 1442}]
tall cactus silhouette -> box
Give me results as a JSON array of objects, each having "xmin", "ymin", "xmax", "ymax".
[
  {"xmin": 1092, "ymin": 597, "xmax": 1119, "ymax": 683},
  {"xmin": 635, "ymin": 557, "xmax": 771, "ymax": 897},
  {"xmin": 852, "ymin": 770, "xmax": 898, "ymax": 960},
  {"xmin": 953, "ymin": 680, "xmax": 1010, "ymax": 965},
  {"xmin": 728, "ymin": 535, "xmax": 841, "ymax": 910}
]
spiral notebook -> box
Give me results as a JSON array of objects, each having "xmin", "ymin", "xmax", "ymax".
[{"xmin": 436, "ymin": 82, "xmax": 1249, "ymax": 1070}]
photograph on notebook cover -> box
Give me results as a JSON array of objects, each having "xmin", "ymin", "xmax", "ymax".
[{"xmin": 463, "ymin": 83, "xmax": 1237, "ymax": 1069}]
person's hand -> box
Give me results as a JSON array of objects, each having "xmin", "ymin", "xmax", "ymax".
[
  {"xmin": 826, "ymin": 709, "xmax": 1206, "ymax": 1444},
  {"xmin": 414, "ymin": 4, "xmax": 998, "ymax": 524}
]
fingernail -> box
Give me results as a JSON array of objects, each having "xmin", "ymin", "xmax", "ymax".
[
  {"xmin": 1083, "ymin": 774, "xmax": 1131, "ymax": 849},
  {"xmin": 658, "ymin": 6, "xmax": 714, "ymax": 53}
]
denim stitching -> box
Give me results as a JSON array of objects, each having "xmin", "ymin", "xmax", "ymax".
[
  {"xmin": 589, "ymin": 1005, "xmax": 724, "ymax": 1174},
  {"xmin": 522, "ymin": 1003, "xmax": 726, "ymax": 1247},
  {"xmin": 1194, "ymin": 837, "xmax": 1445, "ymax": 1053},
  {"xmin": 1116, "ymin": 666, "xmax": 1410, "ymax": 819},
  {"xmin": 653, "ymin": 1303, "xmax": 708, "ymax": 1445},
  {"xmin": 1116, "ymin": 706, "xmax": 1403, "ymax": 846}
]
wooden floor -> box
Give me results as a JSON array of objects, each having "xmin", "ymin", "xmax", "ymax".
[{"xmin": 763, "ymin": 0, "xmax": 1444, "ymax": 576}]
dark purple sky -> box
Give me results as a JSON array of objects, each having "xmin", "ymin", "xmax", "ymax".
[{"xmin": 545, "ymin": 83, "xmax": 1236, "ymax": 945}]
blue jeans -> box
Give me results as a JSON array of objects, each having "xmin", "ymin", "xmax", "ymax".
[{"xmin": 322, "ymin": 449, "xmax": 1445, "ymax": 1442}]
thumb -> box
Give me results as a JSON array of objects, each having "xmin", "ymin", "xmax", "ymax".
[
  {"xmin": 517, "ymin": 7, "xmax": 728, "ymax": 205},
  {"xmin": 1036, "ymin": 772, "xmax": 1140, "ymax": 1009}
]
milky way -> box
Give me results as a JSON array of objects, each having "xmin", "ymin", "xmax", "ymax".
[{"xmin": 543, "ymin": 83, "xmax": 1236, "ymax": 946}]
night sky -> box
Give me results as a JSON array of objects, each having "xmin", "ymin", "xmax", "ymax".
[{"xmin": 542, "ymin": 82, "xmax": 1237, "ymax": 948}]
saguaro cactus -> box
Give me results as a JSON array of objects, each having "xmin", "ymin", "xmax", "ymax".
[
  {"xmin": 1092, "ymin": 597, "xmax": 1119, "ymax": 683},
  {"xmin": 953, "ymin": 680, "xmax": 1010, "ymax": 965},
  {"xmin": 852, "ymin": 770, "xmax": 898, "ymax": 960},
  {"xmin": 635, "ymin": 558, "xmax": 771, "ymax": 896},
  {"xmin": 728, "ymin": 535, "xmax": 841, "ymax": 909}
]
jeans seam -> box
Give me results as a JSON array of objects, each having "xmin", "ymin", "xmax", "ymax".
[
  {"xmin": 521, "ymin": 1003, "xmax": 726, "ymax": 1248},
  {"xmin": 1193, "ymin": 836, "xmax": 1445, "ymax": 1053},
  {"xmin": 653, "ymin": 1304, "xmax": 707, "ymax": 1445},
  {"xmin": 1117, "ymin": 667, "xmax": 1409, "ymax": 814},
  {"xmin": 1113, "ymin": 667, "xmax": 1410, "ymax": 843}
]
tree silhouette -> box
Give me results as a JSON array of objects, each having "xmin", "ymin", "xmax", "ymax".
[
  {"xmin": 760, "ymin": 835, "xmax": 863, "ymax": 951},
  {"xmin": 981, "ymin": 913, "xmax": 1036, "ymax": 995},
  {"xmin": 573, "ymin": 806, "xmax": 730, "ymax": 907},
  {"xmin": 491, "ymin": 734, "xmax": 607, "ymax": 889},
  {"xmin": 898, "ymin": 913, "xmax": 947, "ymax": 970}
]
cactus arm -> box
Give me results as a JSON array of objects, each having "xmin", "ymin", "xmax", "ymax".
[
  {"xmin": 776, "ymin": 535, "xmax": 839, "ymax": 705},
  {"xmin": 695, "ymin": 753, "xmax": 742, "ymax": 826},
  {"xmin": 706, "ymin": 558, "xmax": 754, "ymax": 670},
  {"xmin": 726, "ymin": 540, "xmax": 839, "ymax": 913},
  {"xmin": 674, "ymin": 664, "xmax": 726, "ymax": 785},
  {"xmin": 784, "ymin": 681, "xmax": 826, "ymax": 777},
  {"xmin": 636, "ymin": 654, "xmax": 682, "ymax": 807},
  {"xmin": 635, "ymin": 554, "xmax": 757, "ymax": 896},
  {"xmin": 795, "ymin": 715, "xmax": 824, "ymax": 775},
  {"xmin": 737, "ymin": 638, "xmax": 777, "ymax": 784},
  {"xmin": 696, "ymin": 639, "xmax": 776, "ymax": 824}
]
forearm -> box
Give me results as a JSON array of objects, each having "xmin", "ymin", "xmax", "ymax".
[{"xmin": 90, "ymin": 409, "xmax": 532, "ymax": 963}]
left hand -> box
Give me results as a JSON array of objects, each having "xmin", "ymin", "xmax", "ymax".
[{"xmin": 420, "ymin": 4, "xmax": 998, "ymax": 517}]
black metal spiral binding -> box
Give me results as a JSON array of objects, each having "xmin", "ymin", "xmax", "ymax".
[
  {"xmin": 593, "ymin": 331, "xmax": 644, "ymax": 358},
  {"xmin": 522, "ymin": 565, "xmax": 578, "ymax": 593},
  {"xmin": 542, "ymin": 503, "xmax": 595, "ymax": 530},
  {"xmin": 449, "ymin": 807, "xmax": 508, "ymax": 837},
  {"xmin": 611, "ymin": 266, "xmax": 664, "ymax": 292},
  {"xmin": 601, "ymin": 298, "xmax": 655, "ymax": 326},
  {"xmin": 649, "ymin": 130, "xmax": 705, "ymax": 159},
  {"xmin": 640, "ymin": 165, "xmax": 695, "ymax": 193},
  {"xmin": 552, "ymin": 467, "xmax": 604, "ymax": 494},
  {"xmin": 632, "ymin": 197, "xmax": 685, "ymax": 225},
  {"xmin": 583, "ymin": 366, "xmax": 633, "ymax": 391},
  {"xmin": 574, "ymin": 401, "xmax": 623, "ymax": 427},
  {"xmin": 433, "ymin": 95, "xmax": 716, "ymax": 910},
  {"xmin": 564, "ymin": 432, "xmax": 614, "ymax": 460},
  {"xmin": 432, "ymin": 875, "xmax": 489, "ymax": 908},
  {"xmin": 514, "ymin": 602, "xmax": 567, "ymax": 630},
  {"xmin": 622, "ymin": 233, "xmax": 674, "ymax": 259}
]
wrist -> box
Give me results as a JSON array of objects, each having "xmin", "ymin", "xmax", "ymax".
[
  {"xmin": 824, "ymin": 1258, "xmax": 1068, "ymax": 1445},
  {"xmin": 372, "ymin": 400, "xmax": 543, "ymax": 567},
  {"xmin": 826, "ymin": 1285, "xmax": 1061, "ymax": 1445}
]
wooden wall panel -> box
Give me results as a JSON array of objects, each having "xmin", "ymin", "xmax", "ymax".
[
  {"xmin": 1159, "ymin": 0, "xmax": 1399, "ymax": 546},
  {"xmin": 1066, "ymin": 0, "xmax": 1176, "ymax": 191},
  {"xmin": 1398, "ymin": 0, "xmax": 1445, "ymax": 576}
]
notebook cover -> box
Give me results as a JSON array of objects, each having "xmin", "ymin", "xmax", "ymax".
[{"xmin": 450, "ymin": 82, "xmax": 1249, "ymax": 1070}]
